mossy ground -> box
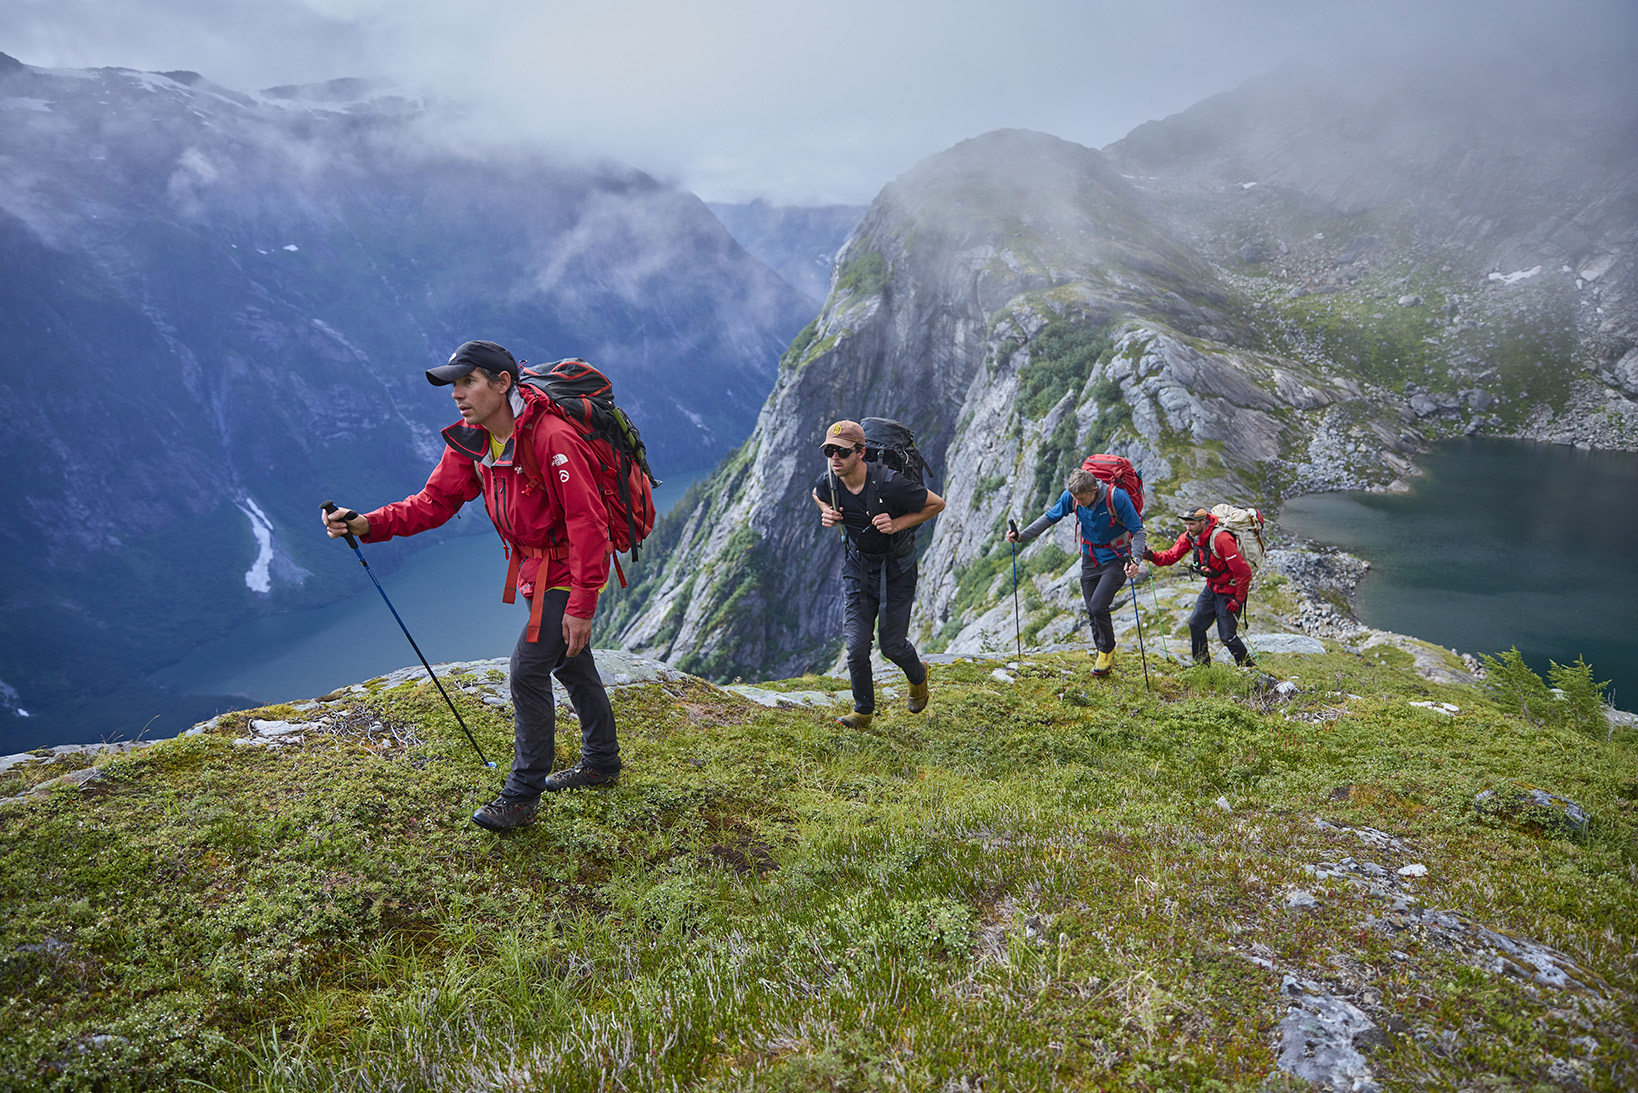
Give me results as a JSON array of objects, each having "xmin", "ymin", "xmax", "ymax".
[{"xmin": 3, "ymin": 650, "xmax": 1635, "ymax": 1091}]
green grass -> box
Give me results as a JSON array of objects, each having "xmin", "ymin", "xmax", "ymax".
[{"xmin": 3, "ymin": 648, "xmax": 1635, "ymax": 1091}]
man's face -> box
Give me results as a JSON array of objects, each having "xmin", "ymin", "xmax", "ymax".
[
  {"xmin": 1071, "ymin": 491, "xmax": 1097, "ymax": 508},
  {"xmin": 1183, "ymin": 517, "xmax": 1206, "ymax": 538},
  {"xmin": 824, "ymin": 442, "xmax": 862, "ymax": 475},
  {"xmin": 451, "ymin": 370, "xmax": 509, "ymax": 428}
]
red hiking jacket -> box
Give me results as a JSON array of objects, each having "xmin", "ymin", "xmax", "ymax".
[
  {"xmin": 1147, "ymin": 513, "xmax": 1253, "ymax": 604},
  {"xmin": 362, "ymin": 387, "xmax": 610, "ymax": 620}
]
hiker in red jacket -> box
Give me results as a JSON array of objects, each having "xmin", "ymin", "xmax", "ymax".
[
  {"xmin": 1144, "ymin": 507, "xmax": 1257, "ymax": 668},
  {"xmin": 323, "ymin": 340, "xmax": 622, "ymax": 831}
]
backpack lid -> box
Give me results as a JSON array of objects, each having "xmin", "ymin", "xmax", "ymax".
[{"xmin": 861, "ymin": 417, "xmax": 915, "ymax": 451}]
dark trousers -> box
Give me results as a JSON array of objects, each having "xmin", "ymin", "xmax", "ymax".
[
  {"xmin": 502, "ymin": 588, "xmax": 621, "ymax": 800},
  {"xmin": 1080, "ymin": 556, "xmax": 1128, "ymax": 653},
  {"xmin": 1189, "ymin": 586, "xmax": 1250, "ymax": 664},
  {"xmin": 843, "ymin": 552, "xmax": 927, "ymax": 715}
]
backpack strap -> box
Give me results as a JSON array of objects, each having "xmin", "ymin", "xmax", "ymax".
[{"xmin": 502, "ymin": 541, "xmax": 571, "ymax": 642}]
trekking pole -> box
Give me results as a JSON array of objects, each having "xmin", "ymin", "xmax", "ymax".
[
  {"xmin": 322, "ymin": 502, "xmax": 496, "ymax": 769},
  {"xmin": 1124, "ymin": 551, "xmax": 1152, "ymax": 693},
  {"xmin": 1008, "ymin": 519, "xmax": 1022, "ymax": 660}
]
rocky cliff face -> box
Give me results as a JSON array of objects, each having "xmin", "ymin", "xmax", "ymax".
[
  {"xmin": 0, "ymin": 56, "xmax": 812, "ymax": 738},
  {"xmin": 610, "ymin": 64, "xmax": 1638, "ymax": 679}
]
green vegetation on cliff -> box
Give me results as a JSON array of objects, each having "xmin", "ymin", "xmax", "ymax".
[{"xmin": 3, "ymin": 644, "xmax": 1633, "ymax": 1091}]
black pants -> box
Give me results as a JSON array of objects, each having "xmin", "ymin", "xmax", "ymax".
[
  {"xmin": 843, "ymin": 552, "xmax": 927, "ymax": 715},
  {"xmin": 1080, "ymin": 556, "xmax": 1128, "ymax": 654},
  {"xmin": 1189, "ymin": 586, "xmax": 1250, "ymax": 665},
  {"xmin": 502, "ymin": 588, "xmax": 621, "ymax": 800}
]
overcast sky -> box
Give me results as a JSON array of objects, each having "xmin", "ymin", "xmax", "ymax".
[{"xmin": 4, "ymin": 0, "xmax": 1633, "ymax": 204}]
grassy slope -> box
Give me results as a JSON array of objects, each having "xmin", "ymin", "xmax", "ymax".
[{"xmin": 2, "ymin": 633, "xmax": 1635, "ymax": 1091}]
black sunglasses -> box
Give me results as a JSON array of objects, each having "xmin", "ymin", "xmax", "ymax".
[{"xmin": 821, "ymin": 444, "xmax": 858, "ymax": 458}]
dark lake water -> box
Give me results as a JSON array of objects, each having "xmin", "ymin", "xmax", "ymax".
[
  {"xmin": 141, "ymin": 469, "xmax": 710, "ymax": 715},
  {"xmin": 6, "ymin": 470, "xmax": 710, "ymax": 753},
  {"xmin": 1280, "ymin": 438, "xmax": 1638, "ymax": 710}
]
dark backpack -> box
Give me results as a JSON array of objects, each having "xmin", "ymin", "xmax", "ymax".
[
  {"xmin": 840, "ymin": 417, "xmax": 928, "ymax": 559},
  {"xmin": 861, "ymin": 417, "xmax": 927, "ymax": 488},
  {"xmin": 516, "ymin": 358, "xmax": 660, "ymax": 581}
]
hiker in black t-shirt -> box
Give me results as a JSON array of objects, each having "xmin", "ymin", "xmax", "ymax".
[{"xmin": 811, "ymin": 419, "xmax": 945, "ymax": 728}]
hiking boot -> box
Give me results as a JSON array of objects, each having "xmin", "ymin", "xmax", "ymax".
[
  {"xmin": 543, "ymin": 762, "xmax": 619, "ymax": 792},
  {"xmin": 471, "ymin": 794, "xmax": 539, "ymax": 831},
  {"xmin": 908, "ymin": 662, "xmax": 931, "ymax": 714},
  {"xmin": 836, "ymin": 711, "xmax": 874, "ymax": 729},
  {"xmin": 1092, "ymin": 650, "xmax": 1115, "ymax": 677},
  {"xmin": 1236, "ymin": 654, "xmax": 1258, "ymax": 669}
]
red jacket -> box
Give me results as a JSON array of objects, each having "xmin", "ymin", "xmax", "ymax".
[
  {"xmin": 1147, "ymin": 513, "xmax": 1252, "ymax": 603},
  {"xmin": 362, "ymin": 387, "xmax": 610, "ymax": 619}
]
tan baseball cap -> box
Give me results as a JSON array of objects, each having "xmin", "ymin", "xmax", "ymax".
[
  {"xmin": 820, "ymin": 420, "xmax": 866, "ymax": 449},
  {"xmin": 1178, "ymin": 507, "xmax": 1212, "ymax": 521}
]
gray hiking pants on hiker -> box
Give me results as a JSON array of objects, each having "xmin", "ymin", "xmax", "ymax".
[
  {"xmin": 1189, "ymin": 587, "xmax": 1251, "ymax": 665},
  {"xmin": 1080, "ymin": 556, "xmax": 1128, "ymax": 654},
  {"xmin": 502, "ymin": 588, "xmax": 620, "ymax": 800},
  {"xmin": 843, "ymin": 550, "xmax": 927, "ymax": 715}
]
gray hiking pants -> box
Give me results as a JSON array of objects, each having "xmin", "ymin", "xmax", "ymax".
[
  {"xmin": 502, "ymin": 588, "xmax": 621, "ymax": 800},
  {"xmin": 842, "ymin": 551, "xmax": 927, "ymax": 715},
  {"xmin": 1189, "ymin": 587, "xmax": 1250, "ymax": 664},
  {"xmin": 1080, "ymin": 556, "xmax": 1128, "ymax": 654}
]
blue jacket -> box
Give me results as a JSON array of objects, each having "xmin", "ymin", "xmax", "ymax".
[{"xmin": 1035, "ymin": 485, "xmax": 1146, "ymax": 565}]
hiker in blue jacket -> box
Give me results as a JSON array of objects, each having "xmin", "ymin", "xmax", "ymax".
[{"xmin": 1008, "ymin": 467, "xmax": 1146, "ymax": 677}]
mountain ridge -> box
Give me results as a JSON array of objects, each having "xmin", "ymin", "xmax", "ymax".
[
  {"xmin": 607, "ymin": 63, "xmax": 1638, "ymax": 682},
  {"xmin": 0, "ymin": 54, "xmax": 814, "ymax": 739}
]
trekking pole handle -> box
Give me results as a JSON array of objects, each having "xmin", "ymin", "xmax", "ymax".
[
  {"xmin": 322, "ymin": 500, "xmax": 360, "ymax": 549},
  {"xmin": 1008, "ymin": 518, "xmax": 1019, "ymax": 539}
]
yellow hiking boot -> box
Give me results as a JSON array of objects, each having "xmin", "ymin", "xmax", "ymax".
[
  {"xmin": 908, "ymin": 661, "xmax": 931, "ymax": 713},
  {"xmin": 1092, "ymin": 650, "xmax": 1115, "ymax": 677},
  {"xmin": 836, "ymin": 711, "xmax": 874, "ymax": 729}
]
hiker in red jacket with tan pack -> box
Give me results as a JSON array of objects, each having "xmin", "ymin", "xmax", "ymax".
[
  {"xmin": 323, "ymin": 340, "xmax": 623, "ymax": 832},
  {"xmin": 1144, "ymin": 506, "xmax": 1257, "ymax": 668}
]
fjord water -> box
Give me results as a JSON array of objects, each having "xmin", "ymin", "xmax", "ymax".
[
  {"xmin": 132, "ymin": 472, "xmax": 709, "ymax": 738},
  {"xmin": 1279, "ymin": 438, "xmax": 1638, "ymax": 709}
]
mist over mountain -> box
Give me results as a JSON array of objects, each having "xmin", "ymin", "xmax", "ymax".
[
  {"xmin": 707, "ymin": 200, "xmax": 867, "ymax": 306},
  {"xmin": 608, "ymin": 58, "xmax": 1638, "ymax": 682},
  {"xmin": 0, "ymin": 54, "xmax": 813, "ymax": 742}
]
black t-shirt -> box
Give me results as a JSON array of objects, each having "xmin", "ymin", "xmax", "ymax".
[{"xmin": 815, "ymin": 463, "xmax": 928, "ymax": 556}]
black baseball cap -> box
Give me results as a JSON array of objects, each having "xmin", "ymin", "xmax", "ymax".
[{"xmin": 426, "ymin": 340, "xmax": 519, "ymax": 386}]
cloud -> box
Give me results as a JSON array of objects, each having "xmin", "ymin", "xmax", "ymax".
[{"xmin": 3, "ymin": 0, "xmax": 1633, "ymax": 204}]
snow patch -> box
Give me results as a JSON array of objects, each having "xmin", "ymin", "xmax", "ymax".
[
  {"xmin": 1488, "ymin": 266, "xmax": 1541, "ymax": 285},
  {"xmin": 237, "ymin": 498, "xmax": 276, "ymax": 594},
  {"xmin": 0, "ymin": 678, "xmax": 27, "ymax": 717},
  {"xmin": 282, "ymin": 244, "xmax": 299, "ymax": 252},
  {"xmin": 1240, "ymin": 181, "xmax": 1258, "ymax": 189}
]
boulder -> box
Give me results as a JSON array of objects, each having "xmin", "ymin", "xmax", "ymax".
[
  {"xmin": 1249, "ymin": 632, "xmax": 1329, "ymax": 655},
  {"xmin": 1613, "ymin": 346, "xmax": 1638, "ymax": 397},
  {"xmin": 1474, "ymin": 784, "xmax": 1590, "ymax": 838}
]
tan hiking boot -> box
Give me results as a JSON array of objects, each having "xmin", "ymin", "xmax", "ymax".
[
  {"xmin": 908, "ymin": 661, "xmax": 931, "ymax": 713},
  {"xmin": 836, "ymin": 711, "xmax": 874, "ymax": 728}
]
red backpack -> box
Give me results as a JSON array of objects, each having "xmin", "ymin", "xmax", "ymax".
[
  {"xmin": 516, "ymin": 358, "xmax": 659, "ymax": 585},
  {"xmin": 1081, "ymin": 454, "xmax": 1145, "ymax": 515}
]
